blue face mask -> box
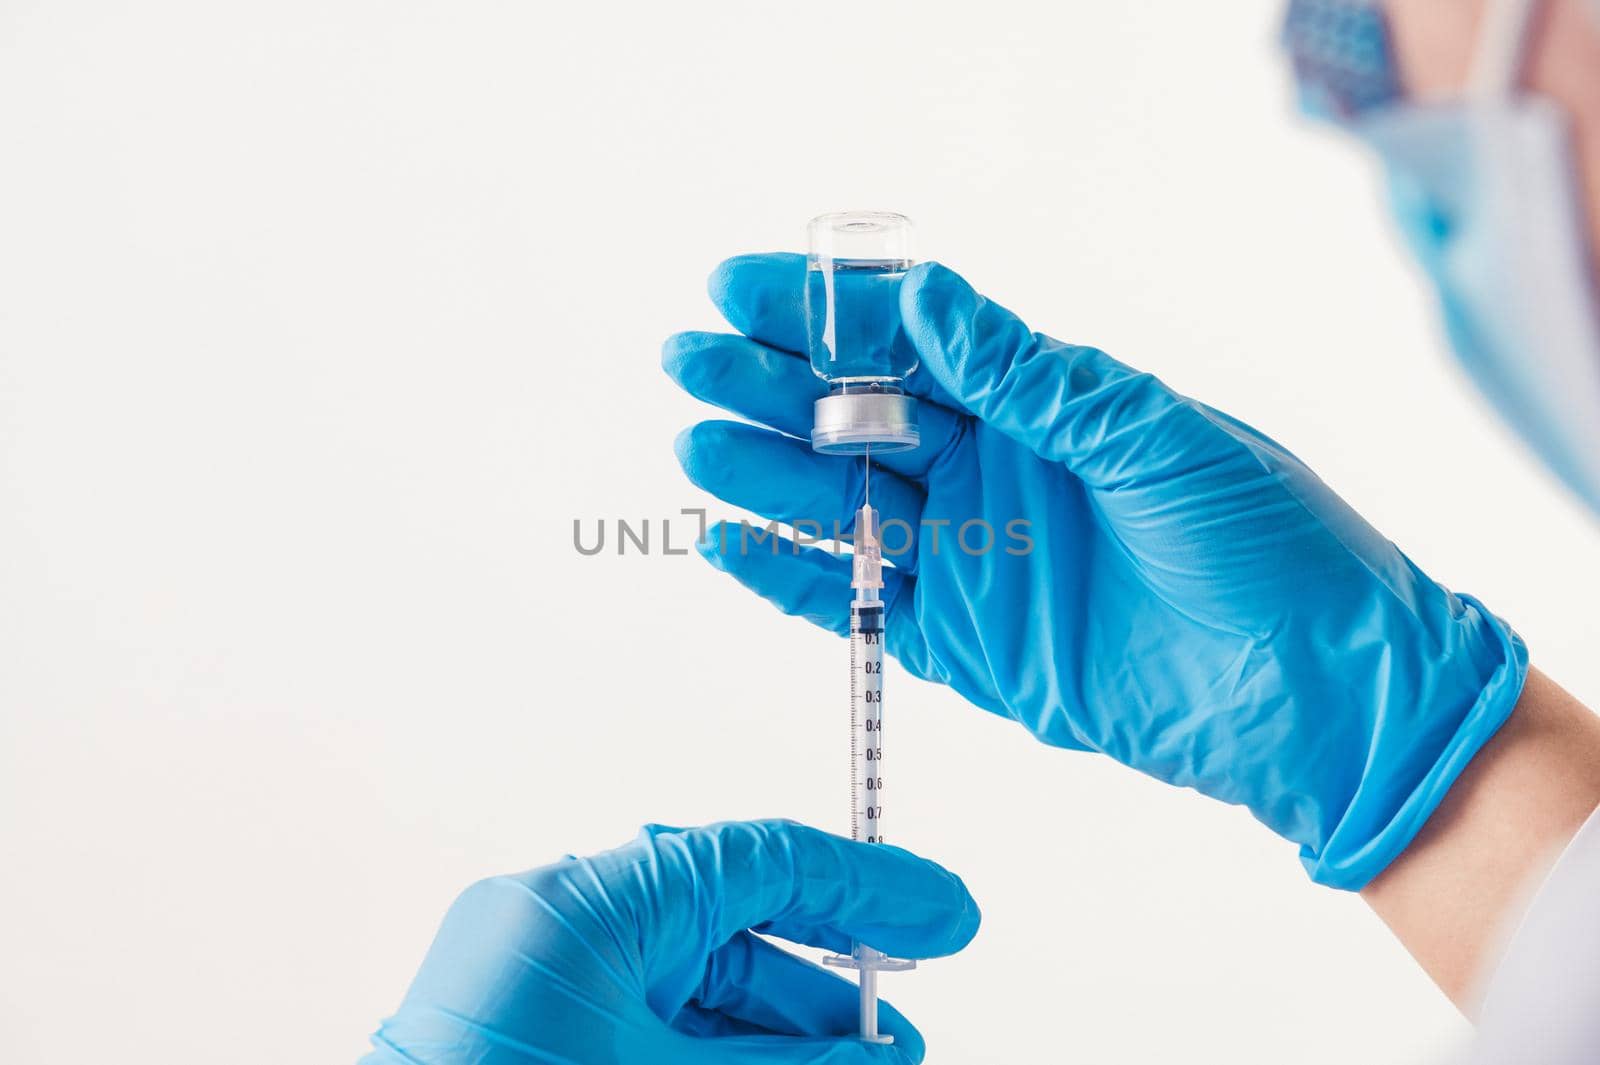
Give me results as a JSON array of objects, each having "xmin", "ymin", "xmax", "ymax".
[{"xmin": 1286, "ymin": 0, "xmax": 1600, "ymax": 514}]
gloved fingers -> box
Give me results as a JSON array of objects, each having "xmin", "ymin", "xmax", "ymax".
[
  {"xmin": 663, "ymin": 330, "xmax": 823, "ymax": 442},
  {"xmin": 663, "ymin": 1014, "xmax": 915, "ymax": 1065},
  {"xmin": 635, "ymin": 820, "xmax": 979, "ymax": 967},
  {"xmin": 706, "ymin": 252, "xmax": 965, "ymax": 412},
  {"xmin": 698, "ymin": 522, "xmax": 856, "ymax": 636},
  {"xmin": 676, "ymin": 421, "xmax": 926, "ymax": 574},
  {"xmin": 900, "ymin": 261, "xmax": 1197, "ymax": 488},
  {"xmin": 670, "ymin": 1002, "xmax": 772, "ymax": 1039},
  {"xmin": 706, "ymin": 253, "xmax": 812, "ymax": 353},
  {"xmin": 696, "ymin": 522, "xmax": 932, "ymax": 676},
  {"xmin": 692, "ymin": 1032, "xmax": 916, "ymax": 1065},
  {"xmin": 685, "ymin": 931, "xmax": 924, "ymax": 1058},
  {"xmin": 662, "ymin": 329, "xmax": 965, "ymax": 482}
]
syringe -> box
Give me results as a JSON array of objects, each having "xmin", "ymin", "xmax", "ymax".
[{"xmin": 824, "ymin": 456, "xmax": 915, "ymax": 1043}]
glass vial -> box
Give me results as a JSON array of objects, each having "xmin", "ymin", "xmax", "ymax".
[{"xmin": 805, "ymin": 211, "xmax": 921, "ymax": 455}]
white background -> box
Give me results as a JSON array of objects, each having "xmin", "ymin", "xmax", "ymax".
[{"xmin": 4, "ymin": 2, "xmax": 1599, "ymax": 1063}]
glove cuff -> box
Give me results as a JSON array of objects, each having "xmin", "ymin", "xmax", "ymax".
[{"xmin": 1299, "ymin": 594, "xmax": 1530, "ymax": 890}]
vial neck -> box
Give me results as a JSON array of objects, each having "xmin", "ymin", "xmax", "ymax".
[{"xmin": 828, "ymin": 378, "xmax": 905, "ymax": 397}]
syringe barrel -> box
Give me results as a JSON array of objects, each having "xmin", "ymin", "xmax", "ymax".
[
  {"xmin": 850, "ymin": 602, "xmax": 885, "ymax": 844},
  {"xmin": 833, "ymin": 501, "xmax": 915, "ymax": 1045}
]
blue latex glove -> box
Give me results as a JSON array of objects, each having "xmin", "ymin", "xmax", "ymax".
[
  {"xmin": 361, "ymin": 820, "xmax": 978, "ymax": 1064},
  {"xmin": 664, "ymin": 255, "xmax": 1529, "ymax": 890}
]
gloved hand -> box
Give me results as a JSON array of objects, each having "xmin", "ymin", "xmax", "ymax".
[
  {"xmin": 665, "ymin": 255, "xmax": 1528, "ymax": 890},
  {"xmin": 361, "ymin": 820, "xmax": 979, "ymax": 1065}
]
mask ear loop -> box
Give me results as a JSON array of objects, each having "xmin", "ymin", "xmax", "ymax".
[{"xmin": 1468, "ymin": 0, "xmax": 1541, "ymax": 100}]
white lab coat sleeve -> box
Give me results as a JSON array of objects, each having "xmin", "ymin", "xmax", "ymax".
[{"xmin": 1460, "ymin": 802, "xmax": 1600, "ymax": 1063}]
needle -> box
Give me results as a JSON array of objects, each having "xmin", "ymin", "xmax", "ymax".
[{"xmin": 864, "ymin": 443, "xmax": 871, "ymax": 509}]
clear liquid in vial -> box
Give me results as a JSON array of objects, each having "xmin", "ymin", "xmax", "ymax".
[{"xmin": 805, "ymin": 258, "xmax": 914, "ymax": 386}]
